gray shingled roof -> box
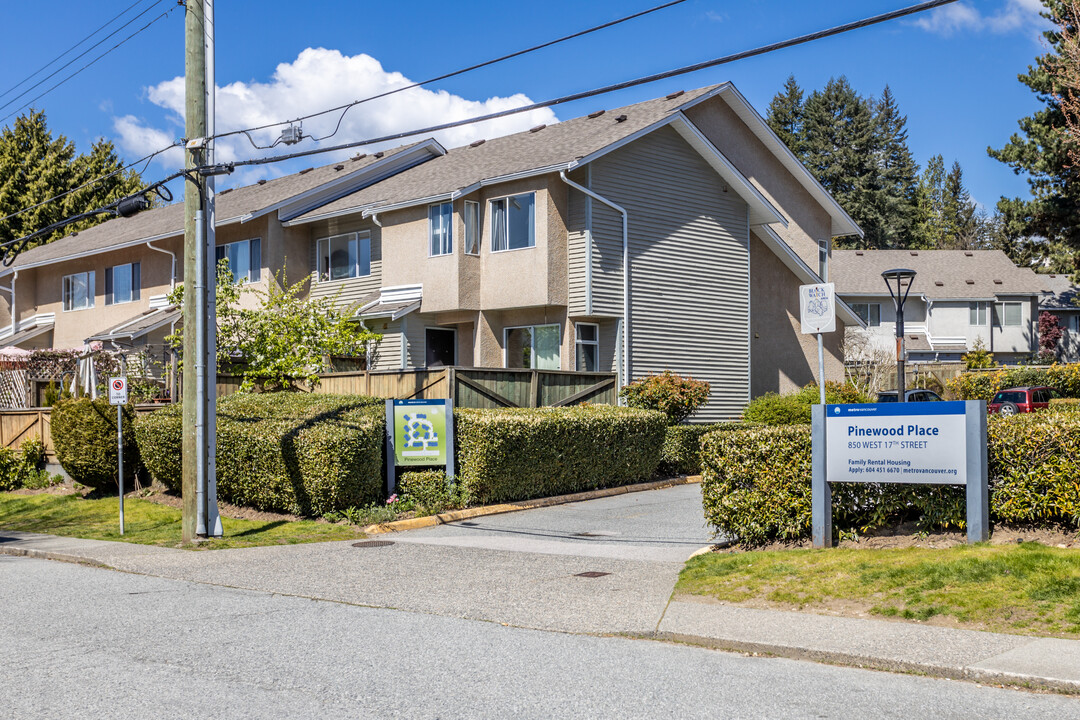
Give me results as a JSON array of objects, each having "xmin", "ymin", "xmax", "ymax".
[
  {"xmin": 85, "ymin": 305, "xmax": 181, "ymax": 342},
  {"xmin": 1040, "ymin": 273, "xmax": 1080, "ymax": 311},
  {"xmin": 2, "ymin": 143, "xmax": 419, "ymax": 273},
  {"xmin": 831, "ymin": 250, "xmax": 1043, "ymax": 299},
  {"xmin": 290, "ymin": 87, "xmax": 719, "ymax": 222},
  {"xmin": 1, "ymin": 321, "xmax": 54, "ymax": 347}
]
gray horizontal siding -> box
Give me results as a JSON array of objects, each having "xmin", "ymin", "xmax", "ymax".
[
  {"xmin": 403, "ymin": 313, "xmax": 428, "ymax": 368},
  {"xmin": 567, "ymin": 173, "xmax": 588, "ymax": 316},
  {"xmin": 368, "ymin": 319, "xmax": 401, "ymax": 370},
  {"xmin": 591, "ymin": 125, "xmax": 750, "ymax": 422},
  {"xmin": 308, "ymin": 229, "xmax": 382, "ymax": 308}
]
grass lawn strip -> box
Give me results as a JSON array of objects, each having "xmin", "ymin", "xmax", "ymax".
[
  {"xmin": 0, "ymin": 492, "xmax": 365, "ymax": 550},
  {"xmin": 676, "ymin": 543, "xmax": 1080, "ymax": 639}
]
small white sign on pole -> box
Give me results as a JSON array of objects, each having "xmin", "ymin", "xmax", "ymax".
[
  {"xmin": 108, "ymin": 377, "xmax": 128, "ymax": 405},
  {"xmin": 799, "ymin": 283, "xmax": 836, "ymax": 335},
  {"xmin": 108, "ymin": 377, "xmax": 127, "ymax": 535}
]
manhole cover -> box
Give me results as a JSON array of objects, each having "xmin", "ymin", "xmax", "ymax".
[
  {"xmin": 352, "ymin": 540, "xmax": 395, "ymax": 548},
  {"xmin": 574, "ymin": 571, "xmax": 611, "ymax": 578}
]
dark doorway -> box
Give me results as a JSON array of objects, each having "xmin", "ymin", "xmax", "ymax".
[{"xmin": 425, "ymin": 328, "xmax": 456, "ymax": 367}]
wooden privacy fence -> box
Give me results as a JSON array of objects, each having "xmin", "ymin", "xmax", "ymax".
[
  {"xmin": 0, "ymin": 405, "xmax": 162, "ymax": 463},
  {"xmin": 217, "ymin": 367, "xmax": 618, "ymax": 408}
]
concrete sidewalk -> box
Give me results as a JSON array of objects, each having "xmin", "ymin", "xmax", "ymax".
[{"xmin": 3, "ymin": 485, "xmax": 1080, "ymax": 696}]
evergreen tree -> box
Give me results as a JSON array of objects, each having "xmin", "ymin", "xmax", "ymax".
[
  {"xmin": 871, "ymin": 85, "xmax": 919, "ymax": 249},
  {"xmin": 0, "ymin": 110, "xmax": 143, "ymax": 251},
  {"xmin": 913, "ymin": 155, "xmax": 947, "ymax": 249},
  {"xmin": 767, "ymin": 75, "xmax": 805, "ymax": 157},
  {"xmin": 942, "ymin": 161, "xmax": 977, "ymax": 247}
]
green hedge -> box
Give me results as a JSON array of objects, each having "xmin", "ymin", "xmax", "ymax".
[
  {"xmin": 0, "ymin": 438, "xmax": 48, "ymax": 491},
  {"xmin": 742, "ymin": 382, "xmax": 872, "ymax": 426},
  {"xmin": 946, "ymin": 364, "xmax": 1080, "ymax": 401},
  {"xmin": 51, "ymin": 398, "xmax": 140, "ymax": 489},
  {"xmin": 700, "ymin": 409, "xmax": 1080, "ymax": 545},
  {"xmin": 660, "ymin": 423, "xmax": 748, "ymax": 476},
  {"xmin": 136, "ymin": 393, "xmax": 384, "ymax": 516},
  {"xmin": 454, "ymin": 406, "xmax": 667, "ymax": 504}
]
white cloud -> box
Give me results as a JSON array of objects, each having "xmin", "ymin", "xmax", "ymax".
[
  {"xmin": 113, "ymin": 48, "xmax": 559, "ymax": 185},
  {"xmin": 912, "ymin": 0, "xmax": 1049, "ymax": 37}
]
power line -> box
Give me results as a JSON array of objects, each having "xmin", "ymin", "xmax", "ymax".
[
  {"xmin": 0, "ymin": 0, "xmax": 155, "ymax": 103},
  {"xmin": 0, "ymin": 0, "xmax": 179, "ymax": 124},
  {"xmin": 221, "ymin": 0, "xmax": 691, "ymax": 148},
  {"xmin": 226, "ymin": 0, "xmax": 960, "ymax": 170}
]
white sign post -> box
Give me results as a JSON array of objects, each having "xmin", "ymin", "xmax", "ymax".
[
  {"xmin": 108, "ymin": 377, "xmax": 127, "ymax": 535},
  {"xmin": 800, "ymin": 282, "xmax": 836, "ymax": 404}
]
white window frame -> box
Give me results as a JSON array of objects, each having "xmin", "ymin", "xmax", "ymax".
[
  {"xmin": 969, "ymin": 301, "xmax": 988, "ymax": 326},
  {"xmin": 503, "ymin": 323, "xmax": 561, "ymax": 370},
  {"xmin": 216, "ymin": 238, "xmax": 262, "ymax": 284},
  {"xmin": 994, "ymin": 301, "xmax": 1023, "ymax": 327},
  {"xmin": 105, "ymin": 262, "xmax": 140, "ymax": 306},
  {"xmin": 424, "ymin": 326, "xmax": 457, "ymax": 367},
  {"xmin": 428, "ymin": 202, "xmax": 453, "ymax": 257},
  {"xmin": 62, "ymin": 271, "xmax": 95, "ymax": 312},
  {"xmin": 316, "ymin": 232, "xmax": 370, "ymax": 283},
  {"xmin": 575, "ymin": 322, "xmax": 599, "ymax": 372},
  {"xmin": 464, "ymin": 200, "xmax": 480, "ymax": 255},
  {"xmin": 490, "ymin": 192, "xmax": 536, "ymax": 253},
  {"xmin": 850, "ymin": 302, "xmax": 880, "ymax": 327}
]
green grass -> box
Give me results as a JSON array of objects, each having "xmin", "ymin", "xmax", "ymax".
[
  {"xmin": 676, "ymin": 542, "xmax": 1080, "ymax": 638},
  {"xmin": 0, "ymin": 492, "xmax": 366, "ymax": 550}
]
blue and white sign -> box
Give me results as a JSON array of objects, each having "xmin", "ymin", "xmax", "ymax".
[
  {"xmin": 826, "ymin": 401, "xmax": 968, "ymax": 485},
  {"xmin": 799, "ymin": 282, "xmax": 835, "ymax": 334}
]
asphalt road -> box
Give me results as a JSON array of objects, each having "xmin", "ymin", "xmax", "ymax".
[{"xmin": 3, "ymin": 555, "xmax": 1077, "ymax": 720}]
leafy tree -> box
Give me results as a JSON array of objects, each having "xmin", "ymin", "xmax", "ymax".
[
  {"xmin": 168, "ymin": 261, "xmax": 382, "ymax": 392},
  {"xmin": 1039, "ymin": 310, "xmax": 1064, "ymax": 354},
  {"xmin": 0, "ymin": 110, "xmax": 143, "ymax": 250}
]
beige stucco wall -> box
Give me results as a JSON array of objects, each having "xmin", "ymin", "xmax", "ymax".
[
  {"xmin": 474, "ymin": 306, "xmax": 571, "ymax": 369},
  {"xmin": 750, "ymin": 232, "xmax": 844, "ymax": 396}
]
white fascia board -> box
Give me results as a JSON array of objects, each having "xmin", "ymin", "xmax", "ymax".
[
  {"xmin": 758, "ymin": 226, "xmax": 863, "ymax": 328},
  {"xmin": 359, "ymin": 300, "xmax": 421, "ymax": 321},
  {"xmin": 380, "ymin": 283, "xmax": 423, "ymax": 303},
  {"xmin": 0, "ymin": 321, "xmax": 54, "ymax": 343},
  {"xmin": 688, "ymin": 84, "xmax": 863, "ymax": 240},
  {"xmin": 360, "ymin": 193, "xmax": 455, "ymax": 219},
  {"xmin": 671, "ymin": 116, "xmax": 787, "ymax": 228},
  {"xmin": 281, "ymin": 202, "xmax": 382, "ymax": 227},
  {"xmin": 248, "ymin": 139, "xmax": 447, "ymax": 225}
]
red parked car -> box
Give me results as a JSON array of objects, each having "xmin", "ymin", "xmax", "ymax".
[{"xmin": 988, "ymin": 386, "xmax": 1062, "ymax": 416}]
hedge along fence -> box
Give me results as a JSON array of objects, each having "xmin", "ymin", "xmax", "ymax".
[
  {"xmin": 660, "ymin": 423, "xmax": 752, "ymax": 476},
  {"xmin": 454, "ymin": 406, "xmax": 667, "ymax": 505},
  {"xmin": 136, "ymin": 393, "xmax": 384, "ymax": 516},
  {"xmin": 946, "ymin": 363, "xmax": 1080, "ymax": 402},
  {"xmin": 700, "ymin": 409, "xmax": 1080, "ymax": 545}
]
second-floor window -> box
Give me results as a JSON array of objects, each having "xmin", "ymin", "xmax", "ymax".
[
  {"xmin": 994, "ymin": 301, "xmax": 1023, "ymax": 327},
  {"xmin": 216, "ymin": 238, "xmax": 261, "ymax": 284},
  {"xmin": 491, "ymin": 192, "xmax": 535, "ymax": 252},
  {"xmin": 850, "ymin": 302, "xmax": 880, "ymax": 327},
  {"xmin": 969, "ymin": 302, "xmax": 988, "ymax": 326},
  {"xmin": 317, "ymin": 232, "xmax": 370, "ymax": 282},
  {"xmin": 429, "ymin": 203, "xmax": 453, "ymax": 256},
  {"xmin": 62, "ymin": 271, "xmax": 95, "ymax": 311},
  {"xmin": 105, "ymin": 262, "xmax": 140, "ymax": 305},
  {"xmin": 464, "ymin": 201, "xmax": 480, "ymax": 255}
]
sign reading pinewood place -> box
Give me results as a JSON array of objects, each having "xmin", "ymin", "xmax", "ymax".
[{"xmin": 385, "ymin": 398, "xmax": 455, "ymax": 494}]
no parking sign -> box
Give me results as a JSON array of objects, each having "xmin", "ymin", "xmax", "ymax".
[{"xmin": 108, "ymin": 377, "xmax": 128, "ymax": 405}]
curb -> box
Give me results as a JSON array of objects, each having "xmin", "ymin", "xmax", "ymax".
[
  {"xmin": 652, "ymin": 632, "xmax": 1080, "ymax": 696},
  {"xmin": 0, "ymin": 545, "xmax": 109, "ymax": 568},
  {"xmin": 363, "ymin": 475, "xmax": 701, "ymax": 535}
]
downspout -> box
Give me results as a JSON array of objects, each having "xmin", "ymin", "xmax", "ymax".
[
  {"xmin": 146, "ymin": 240, "xmax": 177, "ymax": 291},
  {"xmin": 559, "ymin": 171, "xmax": 629, "ymax": 396},
  {"xmin": 370, "ymin": 213, "xmax": 383, "ymax": 228}
]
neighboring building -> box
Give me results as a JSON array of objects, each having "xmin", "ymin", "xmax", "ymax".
[
  {"xmin": 1039, "ymin": 273, "xmax": 1080, "ymax": 362},
  {"xmin": 833, "ymin": 249, "xmax": 1044, "ymax": 364},
  {"xmin": 0, "ymin": 83, "xmax": 864, "ymax": 421}
]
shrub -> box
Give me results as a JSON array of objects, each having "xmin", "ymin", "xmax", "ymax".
[
  {"xmin": 619, "ymin": 371, "xmax": 710, "ymax": 424},
  {"xmin": 741, "ymin": 382, "xmax": 870, "ymax": 426},
  {"xmin": 51, "ymin": 398, "xmax": 140, "ymax": 489},
  {"xmin": 0, "ymin": 438, "xmax": 48, "ymax": 491},
  {"xmin": 660, "ymin": 423, "xmax": 750, "ymax": 476},
  {"xmin": 962, "ymin": 338, "xmax": 995, "ymax": 369},
  {"xmin": 136, "ymin": 393, "xmax": 384, "ymax": 516},
  {"xmin": 399, "ymin": 469, "xmax": 454, "ymax": 513},
  {"xmin": 455, "ymin": 406, "xmax": 667, "ymax": 504},
  {"xmin": 987, "ymin": 410, "xmax": 1080, "ymax": 525},
  {"xmin": 946, "ymin": 363, "xmax": 1080, "ymax": 401}
]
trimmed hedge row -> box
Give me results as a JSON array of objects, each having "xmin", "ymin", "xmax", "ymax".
[
  {"xmin": 136, "ymin": 393, "xmax": 384, "ymax": 515},
  {"xmin": 701, "ymin": 409, "xmax": 1080, "ymax": 545},
  {"xmin": 0, "ymin": 438, "xmax": 48, "ymax": 491},
  {"xmin": 660, "ymin": 423, "xmax": 749, "ymax": 476},
  {"xmin": 946, "ymin": 363, "xmax": 1080, "ymax": 402},
  {"xmin": 741, "ymin": 382, "xmax": 872, "ymax": 426},
  {"xmin": 454, "ymin": 406, "xmax": 667, "ymax": 504},
  {"xmin": 52, "ymin": 398, "xmax": 140, "ymax": 489}
]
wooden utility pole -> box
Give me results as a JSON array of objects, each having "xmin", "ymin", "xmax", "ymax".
[{"xmin": 181, "ymin": 0, "xmax": 206, "ymax": 543}]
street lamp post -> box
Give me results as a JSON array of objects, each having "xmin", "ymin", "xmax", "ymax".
[{"xmin": 881, "ymin": 268, "xmax": 917, "ymax": 402}]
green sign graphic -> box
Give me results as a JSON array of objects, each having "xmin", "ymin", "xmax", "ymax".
[{"xmin": 393, "ymin": 400, "xmax": 447, "ymax": 467}]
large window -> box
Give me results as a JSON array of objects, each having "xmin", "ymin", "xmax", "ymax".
[
  {"xmin": 994, "ymin": 301, "xmax": 1022, "ymax": 327},
  {"xmin": 429, "ymin": 203, "xmax": 452, "ymax": 256},
  {"xmin": 575, "ymin": 323, "xmax": 599, "ymax": 372},
  {"xmin": 317, "ymin": 233, "xmax": 370, "ymax": 282},
  {"xmin": 105, "ymin": 262, "xmax": 140, "ymax": 306},
  {"xmin": 62, "ymin": 271, "xmax": 95, "ymax": 312},
  {"xmin": 216, "ymin": 238, "xmax": 261, "ymax": 284},
  {"xmin": 505, "ymin": 324, "xmax": 559, "ymax": 370},
  {"xmin": 969, "ymin": 302, "xmax": 988, "ymax": 326},
  {"xmin": 850, "ymin": 302, "xmax": 881, "ymax": 327},
  {"xmin": 464, "ymin": 201, "xmax": 480, "ymax": 255},
  {"xmin": 491, "ymin": 192, "xmax": 535, "ymax": 252}
]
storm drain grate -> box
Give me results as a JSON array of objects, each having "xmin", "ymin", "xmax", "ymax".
[
  {"xmin": 574, "ymin": 571, "xmax": 611, "ymax": 578},
  {"xmin": 352, "ymin": 540, "xmax": 395, "ymax": 548}
]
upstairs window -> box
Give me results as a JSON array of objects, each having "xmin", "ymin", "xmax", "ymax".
[
  {"xmin": 317, "ymin": 233, "xmax": 370, "ymax": 282},
  {"xmin": 62, "ymin": 271, "xmax": 95, "ymax": 312},
  {"xmin": 491, "ymin": 192, "xmax": 535, "ymax": 252},
  {"xmin": 464, "ymin": 201, "xmax": 480, "ymax": 255},
  {"xmin": 105, "ymin": 262, "xmax": 140, "ymax": 305},
  {"xmin": 429, "ymin": 203, "xmax": 453, "ymax": 256},
  {"xmin": 969, "ymin": 302, "xmax": 988, "ymax": 326},
  {"xmin": 216, "ymin": 238, "xmax": 261, "ymax": 284},
  {"xmin": 994, "ymin": 301, "xmax": 1022, "ymax": 327},
  {"xmin": 850, "ymin": 302, "xmax": 880, "ymax": 327}
]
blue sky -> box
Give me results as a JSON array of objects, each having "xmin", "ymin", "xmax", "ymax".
[{"xmin": 0, "ymin": 0, "xmax": 1055, "ymax": 213}]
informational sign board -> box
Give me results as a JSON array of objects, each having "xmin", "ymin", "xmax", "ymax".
[
  {"xmin": 825, "ymin": 401, "xmax": 968, "ymax": 484},
  {"xmin": 811, "ymin": 401, "xmax": 988, "ymax": 547},
  {"xmin": 385, "ymin": 399, "xmax": 454, "ymax": 494},
  {"xmin": 108, "ymin": 377, "xmax": 127, "ymax": 405},
  {"xmin": 799, "ymin": 282, "xmax": 836, "ymax": 334}
]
